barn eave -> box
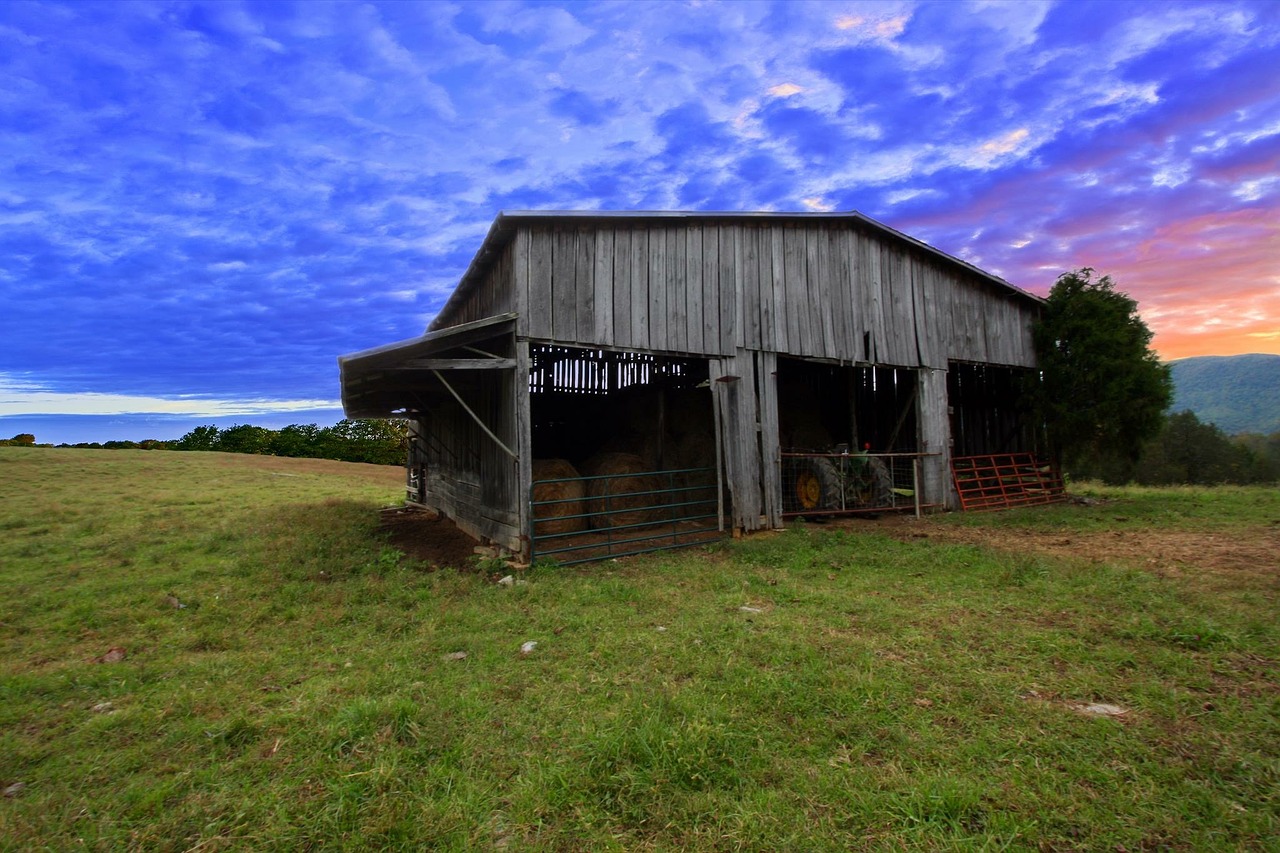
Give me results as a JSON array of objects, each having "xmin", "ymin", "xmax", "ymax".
[{"xmin": 338, "ymin": 312, "xmax": 516, "ymax": 419}]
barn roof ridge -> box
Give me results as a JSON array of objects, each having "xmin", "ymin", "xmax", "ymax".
[{"xmin": 431, "ymin": 209, "xmax": 1042, "ymax": 332}]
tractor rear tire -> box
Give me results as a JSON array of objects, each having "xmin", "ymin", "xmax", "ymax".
[
  {"xmin": 852, "ymin": 457, "xmax": 895, "ymax": 508},
  {"xmin": 783, "ymin": 456, "xmax": 841, "ymax": 513}
]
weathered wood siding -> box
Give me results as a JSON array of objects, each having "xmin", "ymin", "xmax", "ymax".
[
  {"xmin": 416, "ymin": 371, "xmax": 522, "ymax": 552},
  {"xmin": 417, "ymin": 215, "xmax": 1040, "ymax": 535},
  {"xmin": 435, "ymin": 242, "xmax": 517, "ymax": 329},
  {"xmin": 508, "ymin": 222, "xmax": 1036, "ymax": 369}
]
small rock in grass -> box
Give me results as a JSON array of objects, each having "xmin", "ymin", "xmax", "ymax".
[
  {"xmin": 91, "ymin": 701, "xmax": 115, "ymax": 714},
  {"xmin": 739, "ymin": 606, "xmax": 763, "ymax": 614},
  {"xmin": 1069, "ymin": 701, "xmax": 1129, "ymax": 717},
  {"xmin": 497, "ymin": 575, "xmax": 515, "ymax": 587},
  {"xmin": 165, "ymin": 594, "xmax": 186, "ymax": 610},
  {"xmin": 95, "ymin": 647, "xmax": 126, "ymax": 664},
  {"xmin": 442, "ymin": 651, "xmax": 468, "ymax": 662},
  {"xmin": 3, "ymin": 782, "xmax": 24, "ymax": 798},
  {"xmin": 656, "ymin": 626, "xmax": 667, "ymax": 632},
  {"xmin": 519, "ymin": 641, "xmax": 537, "ymax": 656}
]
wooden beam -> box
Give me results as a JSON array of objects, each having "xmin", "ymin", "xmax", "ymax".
[{"xmin": 389, "ymin": 358, "xmax": 516, "ymax": 370}]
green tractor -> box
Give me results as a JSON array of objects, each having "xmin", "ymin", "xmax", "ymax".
[{"xmin": 783, "ymin": 443, "xmax": 896, "ymax": 514}]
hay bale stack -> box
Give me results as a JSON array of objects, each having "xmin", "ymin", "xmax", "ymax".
[
  {"xmin": 581, "ymin": 452, "xmax": 664, "ymax": 529},
  {"xmin": 531, "ymin": 459, "xmax": 586, "ymax": 536}
]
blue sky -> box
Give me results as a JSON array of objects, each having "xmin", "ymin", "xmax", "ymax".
[{"xmin": 2, "ymin": 0, "xmax": 1278, "ymax": 444}]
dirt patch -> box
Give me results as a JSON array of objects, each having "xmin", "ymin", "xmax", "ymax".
[
  {"xmin": 856, "ymin": 513, "xmax": 1280, "ymax": 583},
  {"xmin": 380, "ymin": 508, "xmax": 482, "ymax": 570}
]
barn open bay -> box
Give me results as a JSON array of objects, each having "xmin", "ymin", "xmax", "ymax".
[{"xmin": 1, "ymin": 447, "xmax": 1276, "ymax": 849}]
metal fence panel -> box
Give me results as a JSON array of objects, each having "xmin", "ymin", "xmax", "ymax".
[
  {"xmin": 530, "ymin": 466, "xmax": 721, "ymax": 565},
  {"xmin": 780, "ymin": 452, "xmax": 934, "ymax": 517}
]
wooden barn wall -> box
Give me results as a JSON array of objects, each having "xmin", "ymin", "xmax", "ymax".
[
  {"xmin": 418, "ymin": 371, "xmax": 522, "ymax": 552},
  {"xmin": 512, "ymin": 223, "xmax": 1037, "ymax": 370},
  {"xmin": 435, "ymin": 243, "xmax": 517, "ymax": 329}
]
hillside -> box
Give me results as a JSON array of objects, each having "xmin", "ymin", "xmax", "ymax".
[{"xmin": 1168, "ymin": 353, "xmax": 1280, "ymax": 435}]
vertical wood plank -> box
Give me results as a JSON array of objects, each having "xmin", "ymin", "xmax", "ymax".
[
  {"xmin": 527, "ymin": 230, "xmax": 553, "ymax": 340},
  {"xmin": 552, "ymin": 229, "xmax": 577, "ymax": 343},
  {"xmin": 630, "ymin": 229, "xmax": 649, "ymax": 350},
  {"xmin": 702, "ymin": 225, "xmax": 721, "ymax": 354},
  {"xmin": 686, "ymin": 225, "xmax": 704, "ymax": 353},
  {"xmin": 648, "ymin": 228, "xmax": 666, "ymax": 351},
  {"xmin": 593, "ymin": 230, "xmax": 614, "ymax": 347},
  {"xmin": 830, "ymin": 228, "xmax": 852, "ymax": 361},
  {"xmin": 667, "ymin": 227, "xmax": 687, "ymax": 353},
  {"xmin": 575, "ymin": 228, "xmax": 596, "ymax": 344},
  {"xmin": 910, "ymin": 258, "xmax": 936, "ymax": 368},
  {"xmin": 770, "ymin": 226, "xmax": 788, "ymax": 354},
  {"xmin": 612, "ymin": 230, "xmax": 632, "ymax": 348},
  {"xmin": 783, "ymin": 227, "xmax": 809, "ymax": 356},
  {"xmin": 866, "ymin": 237, "xmax": 885, "ymax": 362},
  {"xmin": 804, "ymin": 229, "xmax": 826, "ymax": 358},
  {"xmin": 757, "ymin": 228, "xmax": 775, "ymax": 352},
  {"xmin": 887, "ymin": 244, "xmax": 914, "ymax": 365},
  {"xmin": 718, "ymin": 226, "xmax": 737, "ymax": 354},
  {"xmin": 740, "ymin": 226, "xmax": 761, "ymax": 350},
  {"xmin": 512, "ymin": 230, "xmax": 530, "ymax": 338}
]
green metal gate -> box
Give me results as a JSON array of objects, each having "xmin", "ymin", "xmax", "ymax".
[{"xmin": 529, "ymin": 466, "xmax": 721, "ymax": 566}]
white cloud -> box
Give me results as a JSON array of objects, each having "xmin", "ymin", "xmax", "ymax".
[
  {"xmin": 884, "ymin": 187, "xmax": 942, "ymax": 205},
  {"xmin": 0, "ymin": 375, "xmax": 337, "ymax": 418},
  {"xmin": 966, "ymin": 0, "xmax": 1052, "ymax": 46}
]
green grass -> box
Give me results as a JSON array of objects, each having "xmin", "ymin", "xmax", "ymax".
[{"xmin": 2, "ymin": 448, "xmax": 1277, "ymax": 850}]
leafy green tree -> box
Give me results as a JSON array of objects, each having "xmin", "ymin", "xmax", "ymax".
[
  {"xmin": 1033, "ymin": 269, "xmax": 1172, "ymax": 480},
  {"xmin": 174, "ymin": 425, "xmax": 221, "ymax": 451},
  {"xmin": 216, "ymin": 424, "xmax": 276, "ymax": 455},
  {"xmin": 318, "ymin": 419, "xmax": 407, "ymax": 465},
  {"xmin": 270, "ymin": 423, "xmax": 321, "ymax": 458},
  {"xmin": 1136, "ymin": 410, "xmax": 1274, "ymax": 485},
  {"xmin": 1236, "ymin": 431, "xmax": 1280, "ymax": 475}
]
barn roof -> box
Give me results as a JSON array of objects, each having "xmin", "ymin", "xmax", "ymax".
[{"xmin": 430, "ymin": 209, "xmax": 1043, "ymax": 332}]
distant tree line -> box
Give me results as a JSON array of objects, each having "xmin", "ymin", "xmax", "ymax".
[
  {"xmin": 1069, "ymin": 411, "xmax": 1279, "ymax": 486},
  {"xmin": 17, "ymin": 419, "xmax": 409, "ymax": 466}
]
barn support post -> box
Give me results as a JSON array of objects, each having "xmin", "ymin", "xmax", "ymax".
[
  {"xmin": 755, "ymin": 350, "xmax": 782, "ymax": 528},
  {"xmin": 711, "ymin": 354, "xmax": 759, "ymax": 532},
  {"xmin": 712, "ymin": 383, "xmax": 725, "ymax": 532},
  {"xmin": 916, "ymin": 367, "xmax": 953, "ymax": 510},
  {"xmin": 515, "ymin": 340, "xmax": 533, "ymax": 561}
]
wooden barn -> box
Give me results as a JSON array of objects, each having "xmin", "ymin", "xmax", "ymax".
[{"xmin": 340, "ymin": 211, "xmax": 1055, "ymax": 563}]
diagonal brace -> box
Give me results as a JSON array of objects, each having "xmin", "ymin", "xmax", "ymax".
[{"xmin": 431, "ymin": 370, "xmax": 518, "ymax": 461}]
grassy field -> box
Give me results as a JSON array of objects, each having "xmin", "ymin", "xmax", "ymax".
[{"xmin": 1, "ymin": 448, "xmax": 1276, "ymax": 850}]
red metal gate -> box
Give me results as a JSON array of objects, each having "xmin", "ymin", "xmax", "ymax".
[{"xmin": 950, "ymin": 453, "xmax": 1065, "ymax": 511}]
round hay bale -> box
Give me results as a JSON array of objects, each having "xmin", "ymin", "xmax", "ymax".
[
  {"xmin": 531, "ymin": 459, "xmax": 586, "ymax": 536},
  {"xmin": 581, "ymin": 452, "xmax": 664, "ymax": 530}
]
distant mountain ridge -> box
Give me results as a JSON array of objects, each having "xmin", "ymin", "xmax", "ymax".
[{"xmin": 1168, "ymin": 353, "xmax": 1280, "ymax": 435}]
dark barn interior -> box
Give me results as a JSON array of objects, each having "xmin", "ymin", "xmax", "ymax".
[
  {"xmin": 775, "ymin": 357, "xmax": 920, "ymax": 455},
  {"xmin": 947, "ymin": 361, "xmax": 1043, "ymax": 457},
  {"xmin": 528, "ymin": 345, "xmax": 713, "ymax": 469}
]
